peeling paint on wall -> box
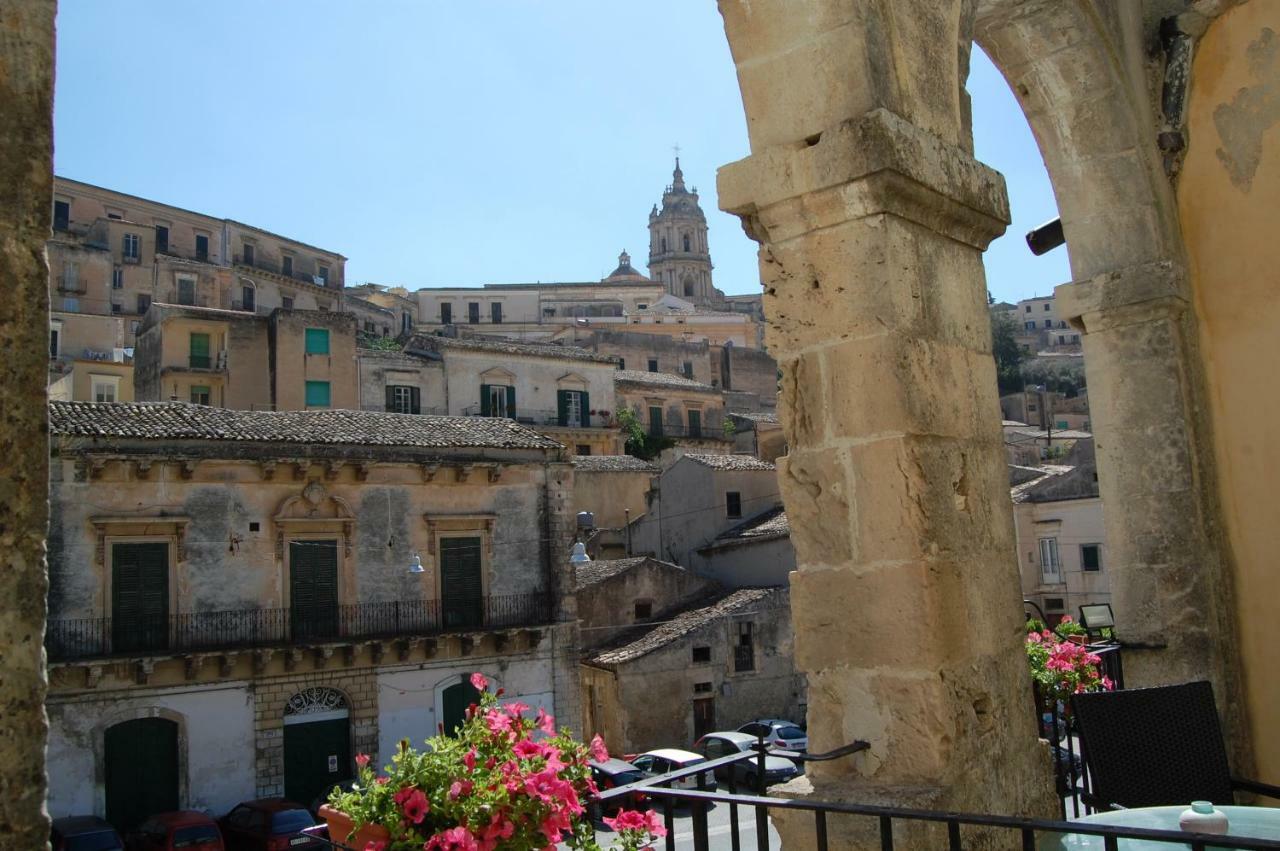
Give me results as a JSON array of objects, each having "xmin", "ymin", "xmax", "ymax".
[{"xmin": 1214, "ymin": 27, "xmax": 1280, "ymax": 190}]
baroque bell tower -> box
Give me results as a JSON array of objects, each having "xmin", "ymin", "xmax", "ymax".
[{"xmin": 647, "ymin": 158, "xmax": 723, "ymax": 307}]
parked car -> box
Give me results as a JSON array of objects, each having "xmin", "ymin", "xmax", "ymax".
[
  {"xmin": 737, "ymin": 719, "xmax": 808, "ymax": 752},
  {"xmin": 218, "ymin": 799, "xmax": 319, "ymax": 850},
  {"xmin": 630, "ymin": 748, "xmax": 718, "ymax": 792},
  {"xmin": 51, "ymin": 815, "xmax": 124, "ymax": 851},
  {"xmin": 693, "ymin": 731, "xmax": 801, "ymax": 789},
  {"xmin": 126, "ymin": 812, "xmax": 222, "ymax": 851},
  {"xmin": 588, "ymin": 758, "xmax": 651, "ymax": 815}
]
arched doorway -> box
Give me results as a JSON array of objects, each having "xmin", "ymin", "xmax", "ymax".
[
  {"xmin": 283, "ymin": 687, "xmax": 351, "ymax": 808},
  {"xmin": 439, "ymin": 676, "xmax": 482, "ymax": 736},
  {"xmin": 105, "ymin": 717, "xmax": 179, "ymax": 833}
]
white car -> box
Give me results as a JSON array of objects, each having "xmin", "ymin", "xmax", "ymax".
[
  {"xmin": 737, "ymin": 719, "xmax": 808, "ymax": 753},
  {"xmin": 693, "ymin": 731, "xmax": 801, "ymax": 788},
  {"xmin": 631, "ymin": 748, "xmax": 718, "ymax": 791}
]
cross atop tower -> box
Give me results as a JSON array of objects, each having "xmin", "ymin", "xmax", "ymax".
[{"xmin": 672, "ymin": 143, "xmax": 681, "ymax": 161}]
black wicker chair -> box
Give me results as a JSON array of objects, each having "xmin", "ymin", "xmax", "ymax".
[{"xmin": 1072, "ymin": 680, "xmax": 1280, "ymax": 811}]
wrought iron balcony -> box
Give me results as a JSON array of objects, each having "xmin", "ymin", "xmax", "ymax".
[
  {"xmin": 45, "ymin": 593, "xmax": 554, "ymax": 662},
  {"xmin": 462, "ymin": 406, "xmax": 605, "ymax": 430}
]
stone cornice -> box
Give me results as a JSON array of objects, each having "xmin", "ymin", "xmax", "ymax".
[{"xmin": 718, "ymin": 107, "xmax": 1010, "ymax": 249}]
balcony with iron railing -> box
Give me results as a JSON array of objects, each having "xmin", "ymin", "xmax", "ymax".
[
  {"xmin": 45, "ymin": 592, "xmax": 554, "ymax": 662},
  {"xmin": 234, "ymin": 253, "xmax": 335, "ymax": 289},
  {"xmin": 461, "ymin": 406, "xmax": 610, "ymax": 430}
]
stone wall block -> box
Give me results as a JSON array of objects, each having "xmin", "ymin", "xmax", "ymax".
[
  {"xmin": 820, "ymin": 334, "xmax": 997, "ymax": 443},
  {"xmin": 0, "ymin": 1, "xmax": 55, "ymax": 845},
  {"xmin": 776, "ymin": 352, "xmax": 825, "ymax": 447},
  {"xmin": 791, "ymin": 562, "xmax": 968, "ymax": 673},
  {"xmin": 776, "ymin": 450, "xmax": 854, "ymax": 567}
]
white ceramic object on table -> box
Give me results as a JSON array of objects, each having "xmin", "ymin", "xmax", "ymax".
[{"xmin": 1178, "ymin": 801, "xmax": 1229, "ymax": 835}]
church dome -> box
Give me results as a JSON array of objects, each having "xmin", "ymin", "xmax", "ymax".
[{"xmin": 604, "ymin": 250, "xmax": 649, "ymax": 282}]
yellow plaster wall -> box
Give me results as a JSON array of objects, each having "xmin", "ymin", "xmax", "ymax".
[{"xmin": 1180, "ymin": 0, "xmax": 1280, "ymax": 783}]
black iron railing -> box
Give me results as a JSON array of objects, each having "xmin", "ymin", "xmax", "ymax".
[
  {"xmin": 592, "ymin": 739, "xmax": 1280, "ymax": 851},
  {"xmin": 45, "ymin": 593, "xmax": 554, "ymax": 661}
]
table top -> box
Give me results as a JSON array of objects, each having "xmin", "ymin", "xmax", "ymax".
[{"xmin": 1038, "ymin": 805, "xmax": 1280, "ymax": 850}]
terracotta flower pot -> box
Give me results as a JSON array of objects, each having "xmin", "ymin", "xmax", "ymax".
[{"xmin": 319, "ymin": 804, "xmax": 391, "ymax": 849}]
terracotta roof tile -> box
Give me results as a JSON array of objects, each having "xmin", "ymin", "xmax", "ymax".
[
  {"xmin": 571, "ymin": 455, "xmax": 658, "ymax": 473},
  {"xmin": 49, "ymin": 401, "xmax": 562, "ymax": 451},
  {"xmin": 681, "ymin": 453, "xmax": 776, "ymax": 471},
  {"xmin": 587, "ymin": 588, "xmax": 782, "ymax": 665},
  {"xmin": 613, "ymin": 370, "xmax": 719, "ymax": 393}
]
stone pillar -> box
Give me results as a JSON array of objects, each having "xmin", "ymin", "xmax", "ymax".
[
  {"xmin": 717, "ymin": 3, "xmax": 1055, "ymax": 843},
  {"xmin": 1056, "ymin": 263, "xmax": 1248, "ymax": 769},
  {"xmin": 545, "ymin": 460, "xmax": 583, "ymax": 736},
  {"xmin": 0, "ymin": 2, "xmax": 54, "ymax": 847}
]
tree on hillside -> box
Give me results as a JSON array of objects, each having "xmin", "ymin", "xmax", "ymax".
[{"xmin": 991, "ymin": 312, "xmax": 1026, "ymax": 396}]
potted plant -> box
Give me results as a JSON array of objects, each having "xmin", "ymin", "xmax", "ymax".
[
  {"xmin": 322, "ymin": 672, "xmax": 663, "ymax": 850},
  {"xmin": 1025, "ymin": 621, "xmax": 1114, "ymax": 702}
]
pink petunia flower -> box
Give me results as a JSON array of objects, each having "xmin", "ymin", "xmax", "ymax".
[
  {"xmin": 448, "ymin": 779, "xmax": 474, "ymax": 800},
  {"xmin": 535, "ymin": 708, "xmax": 556, "ymax": 735},
  {"xmin": 400, "ymin": 788, "xmax": 430, "ymax": 824},
  {"xmin": 355, "ymin": 753, "xmax": 371, "ymax": 768},
  {"xmin": 590, "ymin": 734, "xmax": 609, "ymax": 763},
  {"xmin": 462, "ymin": 748, "xmax": 477, "ymax": 771},
  {"xmin": 513, "ymin": 739, "xmax": 546, "ymax": 759},
  {"xmin": 470, "ymin": 671, "xmax": 489, "ymax": 691},
  {"xmin": 504, "ymin": 700, "xmax": 531, "ymax": 719}
]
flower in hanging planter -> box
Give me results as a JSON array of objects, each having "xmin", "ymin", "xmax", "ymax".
[{"xmin": 324, "ymin": 673, "xmax": 663, "ymax": 850}]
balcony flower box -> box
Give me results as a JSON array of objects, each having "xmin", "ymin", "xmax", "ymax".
[{"xmin": 322, "ymin": 672, "xmax": 664, "ymax": 850}]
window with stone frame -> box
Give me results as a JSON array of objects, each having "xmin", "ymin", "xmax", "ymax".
[
  {"xmin": 734, "ymin": 622, "xmax": 754, "ymax": 672},
  {"xmin": 386, "ymin": 385, "xmax": 421, "ymax": 415}
]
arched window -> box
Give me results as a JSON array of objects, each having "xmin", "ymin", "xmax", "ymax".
[
  {"xmin": 683, "ymin": 234, "xmax": 691, "ymax": 252},
  {"xmin": 684, "ymin": 281, "xmax": 695, "ymax": 297}
]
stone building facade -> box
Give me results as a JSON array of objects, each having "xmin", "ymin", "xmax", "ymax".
[
  {"xmin": 48, "ymin": 177, "xmax": 346, "ymax": 356},
  {"xmin": 44, "ymin": 402, "xmax": 578, "ymax": 830},
  {"xmin": 613, "ymin": 370, "xmax": 728, "ymax": 449},
  {"xmin": 133, "ymin": 305, "xmax": 359, "ymax": 412},
  {"xmin": 582, "ymin": 586, "xmax": 800, "ymax": 753}
]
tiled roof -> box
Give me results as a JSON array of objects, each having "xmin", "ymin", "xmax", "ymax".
[
  {"xmin": 409, "ymin": 334, "xmax": 618, "ymax": 364},
  {"xmin": 571, "ymin": 455, "xmax": 658, "ymax": 473},
  {"xmin": 706, "ymin": 506, "xmax": 790, "ymax": 547},
  {"xmin": 728, "ymin": 411, "xmax": 779, "ymax": 425},
  {"xmin": 49, "ymin": 402, "xmax": 563, "ymax": 451},
  {"xmin": 613, "ymin": 370, "xmax": 719, "ymax": 393},
  {"xmin": 587, "ymin": 588, "xmax": 780, "ymax": 665},
  {"xmin": 1010, "ymin": 465, "xmax": 1074, "ymax": 503},
  {"xmin": 1003, "ymin": 425, "xmax": 1093, "ymax": 440},
  {"xmin": 681, "ymin": 453, "xmax": 776, "ymax": 472},
  {"xmin": 574, "ymin": 557, "xmax": 651, "ymax": 590}
]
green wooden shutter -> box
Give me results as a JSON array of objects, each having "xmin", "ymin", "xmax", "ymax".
[
  {"xmin": 385, "ymin": 385, "xmax": 395, "ymax": 412},
  {"xmin": 111, "ymin": 542, "xmax": 169, "ymax": 653},
  {"xmin": 410, "ymin": 387, "xmax": 421, "ymax": 414},
  {"xmin": 440, "ymin": 537, "xmax": 483, "ymax": 629},
  {"xmin": 649, "ymin": 406, "xmax": 663, "ymax": 437},
  {"xmin": 557, "ymin": 390, "xmax": 570, "ymax": 426},
  {"xmin": 189, "ymin": 332, "xmax": 210, "ymax": 368},
  {"xmin": 688, "ymin": 409, "xmax": 702, "ymax": 437},
  {"xmin": 480, "ymin": 384, "xmax": 491, "ymax": 416},
  {"xmin": 290, "ymin": 540, "xmax": 339, "ymax": 640},
  {"xmin": 505, "ymin": 386, "xmax": 516, "ymax": 419},
  {"xmin": 580, "ymin": 391, "xmax": 590, "ymax": 427}
]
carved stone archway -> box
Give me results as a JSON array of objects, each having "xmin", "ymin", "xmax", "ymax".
[{"xmin": 715, "ymin": 1, "xmax": 1248, "ymax": 844}]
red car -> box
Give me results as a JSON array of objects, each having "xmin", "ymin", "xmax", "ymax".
[
  {"xmin": 218, "ymin": 799, "xmax": 320, "ymax": 851},
  {"xmin": 126, "ymin": 812, "xmax": 222, "ymax": 851}
]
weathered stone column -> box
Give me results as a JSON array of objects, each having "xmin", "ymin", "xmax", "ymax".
[
  {"xmin": 1056, "ymin": 263, "xmax": 1248, "ymax": 769},
  {"xmin": 716, "ymin": 2, "xmax": 1055, "ymax": 845},
  {"xmin": 0, "ymin": 0, "xmax": 55, "ymax": 846}
]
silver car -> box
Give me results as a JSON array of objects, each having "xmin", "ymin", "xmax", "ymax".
[{"xmin": 693, "ymin": 731, "xmax": 800, "ymax": 789}]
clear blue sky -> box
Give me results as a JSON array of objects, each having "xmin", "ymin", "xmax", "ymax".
[{"xmin": 53, "ymin": 1, "xmax": 1069, "ymax": 303}]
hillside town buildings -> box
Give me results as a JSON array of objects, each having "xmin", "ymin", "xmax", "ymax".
[{"xmin": 45, "ymin": 401, "xmax": 577, "ymax": 829}]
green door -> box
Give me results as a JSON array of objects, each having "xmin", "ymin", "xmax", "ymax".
[
  {"xmin": 105, "ymin": 718, "xmax": 179, "ymax": 833},
  {"xmin": 188, "ymin": 332, "xmax": 210, "ymax": 368},
  {"xmin": 290, "ymin": 540, "xmax": 339, "ymax": 641},
  {"xmin": 284, "ymin": 717, "xmax": 350, "ymax": 807},
  {"xmin": 112, "ymin": 542, "xmax": 169, "ymax": 653},
  {"xmin": 441, "ymin": 678, "xmax": 482, "ymax": 737},
  {"xmin": 440, "ymin": 537, "xmax": 483, "ymax": 630}
]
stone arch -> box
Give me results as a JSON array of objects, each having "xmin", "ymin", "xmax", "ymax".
[
  {"xmin": 716, "ymin": 0, "xmax": 1245, "ymax": 838},
  {"xmin": 95, "ymin": 705, "xmax": 190, "ymax": 821}
]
